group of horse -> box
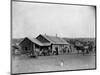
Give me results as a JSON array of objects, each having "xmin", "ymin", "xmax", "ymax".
[
  {"xmin": 73, "ymin": 42, "xmax": 95, "ymax": 55},
  {"xmin": 34, "ymin": 43, "xmax": 94, "ymax": 56}
]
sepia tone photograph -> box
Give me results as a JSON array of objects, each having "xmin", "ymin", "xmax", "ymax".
[{"xmin": 11, "ymin": 0, "xmax": 96, "ymax": 74}]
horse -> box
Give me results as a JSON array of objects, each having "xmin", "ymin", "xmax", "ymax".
[{"xmin": 74, "ymin": 45, "xmax": 85, "ymax": 55}]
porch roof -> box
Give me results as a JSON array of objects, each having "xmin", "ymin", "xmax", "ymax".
[{"xmin": 40, "ymin": 34, "xmax": 69, "ymax": 45}]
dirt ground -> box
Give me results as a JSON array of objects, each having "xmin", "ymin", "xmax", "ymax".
[{"xmin": 12, "ymin": 54, "xmax": 96, "ymax": 74}]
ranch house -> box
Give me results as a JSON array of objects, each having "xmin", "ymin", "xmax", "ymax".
[
  {"xmin": 19, "ymin": 34, "xmax": 70, "ymax": 55},
  {"xmin": 36, "ymin": 34, "xmax": 70, "ymax": 54}
]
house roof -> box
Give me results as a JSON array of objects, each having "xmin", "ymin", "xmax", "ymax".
[
  {"xmin": 28, "ymin": 37, "xmax": 51, "ymax": 46},
  {"xmin": 41, "ymin": 34, "xmax": 69, "ymax": 45}
]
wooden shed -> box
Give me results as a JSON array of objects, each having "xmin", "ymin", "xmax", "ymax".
[{"xmin": 19, "ymin": 37, "xmax": 51, "ymax": 55}]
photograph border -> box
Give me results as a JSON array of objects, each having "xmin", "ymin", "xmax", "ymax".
[{"xmin": 11, "ymin": 0, "xmax": 97, "ymax": 74}]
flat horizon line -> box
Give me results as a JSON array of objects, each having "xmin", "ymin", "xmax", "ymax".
[{"xmin": 12, "ymin": 37, "xmax": 96, "ymax": 39}]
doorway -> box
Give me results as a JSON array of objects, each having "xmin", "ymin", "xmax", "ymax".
[{"xmin": 55, "ymin": 47, "xmax": 58, "ymax": 55}]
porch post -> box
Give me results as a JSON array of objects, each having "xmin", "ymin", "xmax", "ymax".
[
  {"xmin": 33, "ymin": 44, "xmax": 35, "ymax": 55},
  {"xmin": 51, "ymin": 44, "xmax": 53, "ymax": 54}
]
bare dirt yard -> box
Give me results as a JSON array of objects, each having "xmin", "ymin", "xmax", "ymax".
[{"xmin": 12, "ymin": 54, "xmax": 96, "ymax": 74}]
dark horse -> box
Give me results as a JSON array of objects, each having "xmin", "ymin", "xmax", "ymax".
[
  {"xmin": 75, "ymin": 45, "xmax": 91, "ymax": 55},
  {"xmin": 74, "ymin": 45, "xmax": 85, "ymax": 55}
]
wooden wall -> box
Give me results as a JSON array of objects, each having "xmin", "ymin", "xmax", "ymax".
[{"xmin": 19, "ymin": 38, "xmax": 34, "ymax": 54}]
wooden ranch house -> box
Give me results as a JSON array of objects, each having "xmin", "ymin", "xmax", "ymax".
[
  {"xmin": 36, "ymin": 34, "xmax": 70, "ymax": 55},
  {"xmin": 19, "ymin": 34, "xmax": 70, "ymax": 56}
]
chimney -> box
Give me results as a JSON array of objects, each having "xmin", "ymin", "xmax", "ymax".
[{"xmin": 56, "ymin": 34, "xmax": 58, "ymax": 37}]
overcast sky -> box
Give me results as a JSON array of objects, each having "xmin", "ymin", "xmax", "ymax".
[{"xmin": 12, "ymin": 1, "xmax": 95, "ymax": 38}]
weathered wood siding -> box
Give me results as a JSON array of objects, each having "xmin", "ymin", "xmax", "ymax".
[{"xmin": 19, "ymin": 38, "xmax": 34, "ymax": 54}]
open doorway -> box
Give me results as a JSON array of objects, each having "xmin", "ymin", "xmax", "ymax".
[{"xmin": 55, "ymin": 47, "xmax": 58, "ymax": 55}]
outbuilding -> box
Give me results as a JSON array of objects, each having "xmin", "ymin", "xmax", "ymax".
[{"xmin": 19, "ymin": 37, "xmax": 51, "ymax": 55}]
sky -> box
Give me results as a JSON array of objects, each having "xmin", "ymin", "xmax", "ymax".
[{"xmin": 12, "ymin": 1, "xmax": 96, "ymax": 38}]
